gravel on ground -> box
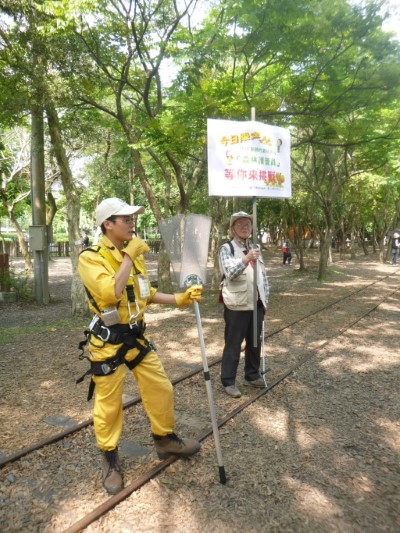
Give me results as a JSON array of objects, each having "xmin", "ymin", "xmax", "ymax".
[{"xmin": 0, "ymin": 248, "xmax": 399, "ymax": 532}]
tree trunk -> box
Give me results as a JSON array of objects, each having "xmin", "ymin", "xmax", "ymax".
[
  {"xmin": 209, "ymin": 197, "xmax": 230, "ymax": 289},
  {"xmin": 318, "ymin": 234, "xmax": 331, "ymax": 280},
  {"xmin": 339, "ymin": 216, "xmax": 346, "ymax": 260},
  {"xmin": 291, "ymin": 224, "xmax": 305, "ymax": 271},
  {"xmin": 379, "ymin": 238, "xmax": 386, "ymax": 263},
  {"xmin": 211, "ymin": 221, "xmax": 227, "ymax": 290},
  {"xmin": 45, "ymin": 100, "xmax": 88, "ymax": 316},
  {"xmin": 298, "ymin": 245, "xmax": 305, "ymax": 270},
  {"xmin": 157, "ymin": 242, "xmax": 173, "ymax": 293},
  {"xmin": 318, "ymin": 214, "xmax": 335, "ymax": 280},
  {"xmin": 9, "ymin": 210, "xmax": 32, "ymax": 270},
  {"xmin": 350, "ymin": 229, "xmax": 356, "ymax": 260},
  {"xmin": 360, "ymin": 231, "xmax": 369, "ymax": 256}
]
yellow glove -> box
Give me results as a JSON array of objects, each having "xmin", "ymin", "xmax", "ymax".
[
  {"xmin": 122, "ymin": 237, "xmax": 150, "ymax": 262},
  {"xmin": 175, "ymin": 285, "xmax": 203, "ymax": 309}
]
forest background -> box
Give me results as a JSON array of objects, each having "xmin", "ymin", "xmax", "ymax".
[{"xmin": 1, "ymin": 0, "xmax": 400, "ymax": 314}]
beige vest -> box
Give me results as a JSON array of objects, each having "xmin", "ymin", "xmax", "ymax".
[{"xmin": 222, "ymin": 240, "xmax": 267, "ymax": 311}]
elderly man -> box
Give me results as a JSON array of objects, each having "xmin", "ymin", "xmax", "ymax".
[
  {"xmin": 78, "ymin": 198, "xmax": 202, "ymax": 494},
  {"xmin": 218, "ymin": 211, "xmax": 269, "ymax": 398}
]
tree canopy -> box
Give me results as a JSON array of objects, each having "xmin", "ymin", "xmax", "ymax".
[{"xmin": 1, "ymin": 0, "xmax": 400, "ymax": 295}]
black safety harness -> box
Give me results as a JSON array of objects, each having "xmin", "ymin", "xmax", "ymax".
[{"xmin": 76, "ymin": 246, "xmax": 154, "ymax": 401}]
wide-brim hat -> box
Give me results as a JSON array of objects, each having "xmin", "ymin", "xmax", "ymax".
[
  {"xmin": 393, "ymin": 232, "xmax": 400, "ymax": 238},
  {"xmin": 95, "ymin": 197, "xmax": 145, "ymax": 226},
  {"xmin": 229, "ymin": 211, "xmax": 253, "ymax": 227}
]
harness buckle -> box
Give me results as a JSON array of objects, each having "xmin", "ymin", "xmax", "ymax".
[
  {"xmin": 128, "ymin": 299, "xmax": 141, "ymax": 325},
  {"xmin": 127, "ymin": 275, "xmax": 140, "ymax": 326},
  {"xmin": 99, "ymin": 326, "xmax": 111, "ymax": 342},
  {"xmin": 89, "ymin": 314, "xmax": 100, "ymax": 330},
  {"xmin": 101, "ymin": 363, "xmax": 112, "ymax": 375}
]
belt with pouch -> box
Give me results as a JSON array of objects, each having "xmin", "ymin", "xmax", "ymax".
[{"xmin": 77, "ymin": 318, "xmax": 154, "ymax": 401}]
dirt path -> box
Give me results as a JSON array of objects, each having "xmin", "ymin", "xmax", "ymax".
[{"xmin": 0, "ymin": 250, "xmax": 399, "ymax": 532}]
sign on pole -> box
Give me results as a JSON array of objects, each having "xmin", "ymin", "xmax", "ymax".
[
  {"xmin": 208, "ymin": 116, "xmax": 291, "ymax": 349},
  {"xmin": 207, "ymin": 118, "xmax": 291, "ymax": 198}
]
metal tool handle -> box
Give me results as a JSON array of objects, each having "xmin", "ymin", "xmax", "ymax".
[{"xmin": 193, "ymin": 300, "xmax": 227, "ymax": 484}]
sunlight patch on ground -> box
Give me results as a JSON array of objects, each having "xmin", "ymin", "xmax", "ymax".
[
  {"xmin": 349, "ymin": 474, "xmax": 375, "ymax": 497},
  {"xmin": 375, "ymin": 418, "xmax": 400, "ymax": 452},
  {"xmin": 283, "ymin": 476, "xmax": 342, "ymax": 518},
  {"xmin": 294, "ymin": 425, "xmax": 333, "ymax": 450},
  {"xmin": 39, "ymin": 380, "xmax": 58, "ymax": 389},
  {"xmin": 379, "ymin": 301, "xmax": 400, "ymax": 313},
  {"xmin": 252, "ymin": 408, "xmax": 288, "ymax": 442},
  {"xmin": 319, "ymin": 356, "xmax": 346, "ymax": 374},
  {"xmin": 319, "ymin": 346, "xmax": 399, "ymax": 374}
]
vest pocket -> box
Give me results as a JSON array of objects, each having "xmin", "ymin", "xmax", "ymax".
[{"xmin": 222, "ymin": 275, "xmax": 247, "ymax": 307}]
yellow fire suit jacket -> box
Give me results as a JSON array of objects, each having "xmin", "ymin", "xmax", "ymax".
[{"xmin": 78, "ymin": 235, "xmax": 157, "ymax": 363}]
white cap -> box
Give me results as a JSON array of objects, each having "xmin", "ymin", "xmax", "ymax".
[
  {"xmin": 95, "ymin": 198, "xmax": 145, "ymax": 226},
  {"xmin": 393, "ymin": 232, "xmax": 399, "ymax": 238},
  {"xmin": 230, "ymin": 211, "xmax": 253, "ymax": 227}
]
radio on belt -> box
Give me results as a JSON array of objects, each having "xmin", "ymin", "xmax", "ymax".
[{"xmin": 101, "ymin": 306, "xmax": 120, "ymax": 326}]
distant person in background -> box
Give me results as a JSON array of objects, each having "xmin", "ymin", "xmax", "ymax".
[
  {"xmin": 391, "ymin": 232, "xmax": 400, "ymax": 265},
  {"xmin": 81, "ymin": 233, "xmax": 90, "ymax": 248},
  {"xmin": 282, "ymin": 241, "xmax": 292, "ymax": 265}
]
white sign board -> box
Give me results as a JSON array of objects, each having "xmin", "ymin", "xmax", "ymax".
[{"xmin": 207, "ymin": 118, "xmax": 291, "ymax": 198}]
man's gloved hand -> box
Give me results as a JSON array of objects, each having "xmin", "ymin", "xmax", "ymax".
[
  {"xmin": 175, "ymin": 285, "xmax": 203, "ymax": 309},
  {"xmin": 122, "ymin": 237, "xmax": 150, "ymax": 262}
]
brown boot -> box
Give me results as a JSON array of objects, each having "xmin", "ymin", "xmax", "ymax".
[
  {"xmin": 153, "ymin": 433, "xmax": 201, "ymax": 460},
  {"xmin": 102, "ymin": 449, "xmax": 123, "ymax": 495}
]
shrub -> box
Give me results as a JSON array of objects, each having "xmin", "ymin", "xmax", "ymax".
[{"xmin": 0, "ymin": 269, "xmax": 33, "ymax": 301}]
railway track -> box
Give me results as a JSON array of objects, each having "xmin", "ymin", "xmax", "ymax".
[
  {"xmin": 1, "ymin": 270, "xmax": 399, "ymax": 532},
  {"xmin": 0, "ymin": 273, "xmax": 395, "ymax": 470}
]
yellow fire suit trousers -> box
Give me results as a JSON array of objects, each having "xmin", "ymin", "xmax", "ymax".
[{"xmin": 92, "ymin": 349, "xmax": 174, "ymax": 451}]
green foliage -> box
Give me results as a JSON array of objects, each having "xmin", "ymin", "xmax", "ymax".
[
  {"xmin": 0, "ymin": 268, "xmax": 33, "ymax": 301},
  {"xmin": 53, "ymin": 233, "xmax": 68, "ymax": 242},
  {"xmin": 1, "ymin": 0, "xmax": 400, "ymax": 277}
]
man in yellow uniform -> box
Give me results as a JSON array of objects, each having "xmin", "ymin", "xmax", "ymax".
[{"xmin": 78, "ymin": 198, "xmax": 202, "ymax": 495}]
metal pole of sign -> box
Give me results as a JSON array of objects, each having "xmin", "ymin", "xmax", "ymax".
[
  {"xmin": 261, "ymin": 321, "xmax": 269, "ymax": 386},
  {"xmin": 193, "ymin": 300, "xmax": 227, "ymax": 484},
  {"xmin": 252, "ymin": 197, "xmax": 258, "ymax": 347},
  {"xmin": 251, "ymin": 107, "xmax": 258, "ymax": 348}
]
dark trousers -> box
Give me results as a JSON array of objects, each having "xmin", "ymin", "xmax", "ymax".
[
  {"xmin": 221, "ymin": 304, "xmax": 264, "ymax": 386},
  {"xmin": 283, "ymin": 252, "xmax": 292, "ymax": 264}
]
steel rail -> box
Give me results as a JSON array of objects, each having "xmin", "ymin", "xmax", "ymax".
[
  {"xmin": 63, "ymin": 282, "xmax": 400, "ymax": 533},
  {"xmin": 0, "ymin": 272, "xmax": 397, "ymax": 469}
]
